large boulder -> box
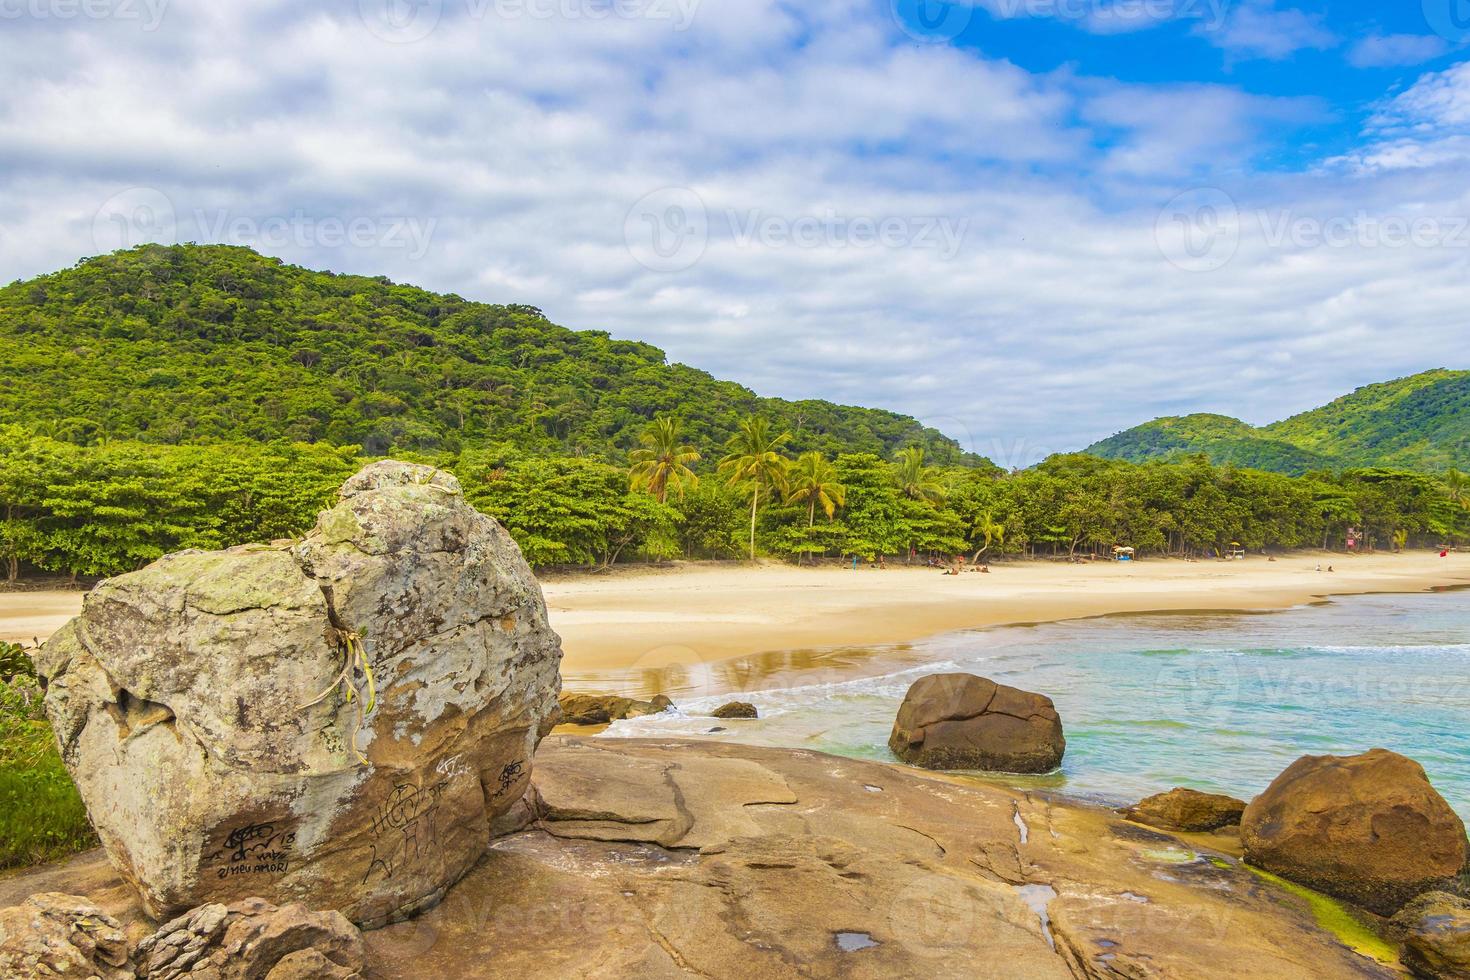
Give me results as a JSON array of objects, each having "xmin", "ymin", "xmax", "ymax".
[
  {"xmin": 36, "ymin": 461, "xmax": 562, "ymax": 928},
  {"xmin": 888, "ymin": 673, "xmax": 1064, "ymax": 773},
  {"xmin": 1391, "ymin": 891, "xmax": 1470, "ymax": 980},
  {"xmin": 557, "ymin": 692, "xmax": 671, "ymax": 726},
  {"xmin": 134, "ymin": 897, "xmax": 366, "ymax": 979},
  {"xmin": 1241, "ymin": 748, "xmax": 1468, "ymax": 915},
  {"xmin": 0, "ymin": 892, "xmax": 133, "ymax": 979},
  {"xmin": 1122, "ymin": 787, "xmax": 1246, "ymax": 833}
]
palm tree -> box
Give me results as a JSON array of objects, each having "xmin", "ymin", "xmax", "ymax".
[
  {"xmin": 970, "ymin": 511, "xmax": 1005, "ymax": 564},
  {"xmin": 629, "ymin": 417, "xmax": 701, "ymax": 503},
  {"xmin": 785, "ymin": 452, "xmax": 845, "ymax": 563},
  {"xmin": 895, "ymin": 446, "xmax": 946, "ymax": 504},
  {"xmin": 718, "ymin": 416, "xmax": 791, "ymax": 561},
  {"xmin": 1447, "ymin": 468, "xmax": 1469, "ymax": 510}
]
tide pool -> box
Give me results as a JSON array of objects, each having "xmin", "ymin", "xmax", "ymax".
[{"xmin": 602, "ymin": 588, "xmax": 1470, "ymax": 821}]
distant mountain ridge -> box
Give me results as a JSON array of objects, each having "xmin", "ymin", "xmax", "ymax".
[
  {"xmin": 1085, "ymin": 370, "xmax": 1470, "ymax": 475},
  {"xmin": 0, "ymin": 244, "xmax": 979, "ymax": 464}
]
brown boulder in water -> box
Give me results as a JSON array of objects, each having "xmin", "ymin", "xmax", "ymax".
[
  {"xmin": 888, "ymin": 673, "xmax": 1064, "ymax": 773},
  {"xmin": 1241, "ymin": 748, "xmax": 1468, "ymax": 915},
  {"xmin": 711, "ymin": 701, "xmax": 758, "ymax": 719},
  {"xmin": 1390, "ymin": 891, "xmax": 1470, "ymax": 980},
  {"xmin": 558, "ymin": 692, "xmax": 671, "ymax": 726},
  {"xmin": 1122, "ymin": 787, "xmax": 1246, "ymax": 832},
  {"xmin": 35, "ymin": 461, "xmax": 563, "ymax": 928}
]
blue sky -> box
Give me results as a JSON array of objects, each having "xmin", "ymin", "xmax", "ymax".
[{"xmin": 0, "ymin": 0, "xmax": 1467, "ymax": 464}]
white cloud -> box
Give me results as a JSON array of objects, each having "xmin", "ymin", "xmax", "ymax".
[
  {"xmin": 1347, "ymin": 34, "xmax": 1450, "ymax": 69},
  {"xmin": 1331, "ymin": 61, "xmax": 1470, "ymax": 172},
  {"xmin": 1196, "ymin": 0, "xmax": 1335, "ymax": 62},
  {"xmin": 0, "ymin": 0, "xmax": 1464, "ymax": 464}
]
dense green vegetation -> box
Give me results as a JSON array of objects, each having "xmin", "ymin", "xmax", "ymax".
[
  {"xmin": 0, "ymin": 642, "xmax": 96, "ymax": 869},
  {"xmin": 3, "ymin": 420, "xmax": 1466, "ymax": 582},
  {"xmin": 0, "ymin": 428, "xmax": 358, "ymax": 581},
  {"xmin": 1087, "ymin": 371, "xmax": 1470, "ymax": 475},
  {"xmin": 1264, "ymin": 369, "xmax": 1470, "ymax": 470},
  {"xmin": 0, "ymin": 244, "xmax": 970, "ymax": 463},
  {"xmin": 1086, "ymin": 414, "xmax": 1342, "ymax": 475}
]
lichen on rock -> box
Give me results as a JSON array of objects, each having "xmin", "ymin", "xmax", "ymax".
[{"xmin": 36, "ymin": 460, "xmax": 563, "ymax": 928}]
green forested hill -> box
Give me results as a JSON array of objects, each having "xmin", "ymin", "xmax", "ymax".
[
  {"xmin": 1083, "ymin": 414, "xmax": 1341, "ymax": 475},
  {"xmin": 0, "ymin": 244, "xmax": 972, "ymax": 463},
  {"xmin": 1085, "ymin": 371, "xmax": 1470, "ymax": 474},
  {"xmin": 1262, "ymin": 370, "xmax": 1470, "ymax": 470}
]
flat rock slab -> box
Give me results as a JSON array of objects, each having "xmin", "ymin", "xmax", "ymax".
[
  {"xmin": 387, "ymin": 738, "xmax": 1397, "ymax": 979},
  {"xmin": 6, "ymin": 738, "xmax": 1401, "ymax": 979}
]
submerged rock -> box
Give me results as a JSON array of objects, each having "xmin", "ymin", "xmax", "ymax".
[
  {"xmin": 1391, "ymin": 891, "xmax": 1470, "ymax": 980},
  {"xmin": 0, "ymin": 892, "xmax": 132, "ymax": 980},
  {"xmin": 557, "ymin": 692, "xmax": 671, "ymax": 726},
  {"xmin": 36, "ymin": 460, "xmax": 562, "ymax": 928},
  {"xmin": 134, "ymin": 897, "xmax": 366, "ymax": 980},
  {"xmin": 888, "ymin": 673, "xmax": 1064, "ymax": 773},
  {"xmin": 711, "ymin": 701, "xmax": 758, "ymax": 719},
  {"xmin": 1241, "ymin": 748, "xmax": 1468, "ymax": 915},
  {"xmin": 1122, "ymin": 788, "xmax": 1246, "ymax": 833}
]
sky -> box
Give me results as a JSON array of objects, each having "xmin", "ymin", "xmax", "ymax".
[{"xmin": 1, "ymin": 0, "xmax": 1467, "ymax": 466}]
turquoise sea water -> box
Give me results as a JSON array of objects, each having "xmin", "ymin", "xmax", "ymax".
[{"xmin": 600, "ymin": 588, "xmax": 1470, "ymax": 821}]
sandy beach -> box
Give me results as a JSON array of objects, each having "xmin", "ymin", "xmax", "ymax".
[{"xmin": 5, "ymin": 551, "xmax": 1468, "ymax": 691}]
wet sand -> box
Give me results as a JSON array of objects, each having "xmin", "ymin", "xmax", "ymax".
[
  {"xmin": 5, "ymin": 552, "xmax": 1468, "ymax": 693},
  {"xmin": 541, "ymin": 552, "xmax": 1470, "ymax": 689}
]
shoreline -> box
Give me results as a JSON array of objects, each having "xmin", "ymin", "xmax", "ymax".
[
  {"xmin": 542, "ymin": 551, "xmax": 1470, "ymax": 696},
  {"xmin": 5, "ymin": 551, "xmax": 1469, "ymax": 693}
]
